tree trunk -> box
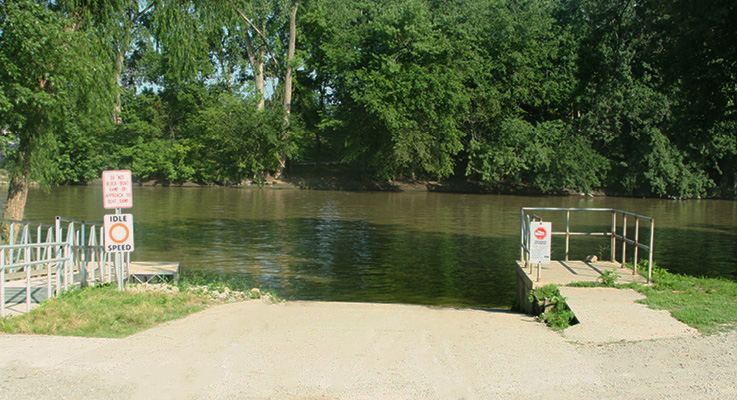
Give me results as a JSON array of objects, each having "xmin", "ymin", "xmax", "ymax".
[
  {"xmin": 1, "ymin": 170, "xmax": 30, "ymax": 243},
  {"xmin": 113, "ymin": 51, "xmax": 125, "ymax": 125},
  {"xmin": 4, "ymin": 169, "xmax": 29, "ymax": 222},
  {"xmin": 274, "ymin": 2, "xmax": 298, "ymax": 178},
  {"xmin": 256, "ymin": 48, "xmax": 265, "ymax": 111},
  {"xmin": 244, "ymin": 33, "xmax": 265, "ymax": 110}
]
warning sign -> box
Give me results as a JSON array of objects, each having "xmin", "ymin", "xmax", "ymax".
[
  {"xmin": 104, "ymin": 214, "xmax": 134, "ymax": 253},
  {"xmin": 102, "ymin": 170, "xmax": 133, "ymax": 209},
  {"xmin": 529, "ymin": 221, "xmax": 551, "ymax": 264}
]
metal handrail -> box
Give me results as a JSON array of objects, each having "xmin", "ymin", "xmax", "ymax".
[
  {"xmin": 55, "ymin": 217, "xmax": 119, "ymax": 290},
  {"xmin": 1, "ymin": 238, "xmax": 71, "ymax": 317},
  {"xmin": 1, "ymin": 216, "xmax": 125, "ymax": 317},
  {"xmin": 520, "ymin": 207, "xmax": 655, "ymax": 283},
  {"xmin": 0, "ymin": 218, "xmax": 56, "ymax": 269}
]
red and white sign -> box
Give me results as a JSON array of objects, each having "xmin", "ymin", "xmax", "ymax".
[
  {"xmin": 104, "ymin": 214, "xmax": 134, "ymax": 253},
  {"xmin": 102, "ymin": 170, "xmax": 132, "ymax": 209},
  {"xmin": 529, "ymin": 221, "xmax": 551, "ymax": 264}
]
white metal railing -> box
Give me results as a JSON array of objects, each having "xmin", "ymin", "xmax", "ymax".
[
  {"xmin": 55, "ymin": 217, "xmax": 124, "ymax": 289},
  {"xmin": 1, "ymin": 219, "xmax": 56, "ymax": 272},
  {"xmin": 1, "ymin": 217, "xmax": 125, "ymax": 317},
  {"xmin": 1, "ymin": 231, "xmax": 71, "ymax": 317},
  {"xmin": 520, "ymin": 208, "xmax": 655, "ymax": 283}
]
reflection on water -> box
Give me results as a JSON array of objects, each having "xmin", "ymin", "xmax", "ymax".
[{"xmin": 7, "ymin": 185, "xmax": 737, "ymax": 307}]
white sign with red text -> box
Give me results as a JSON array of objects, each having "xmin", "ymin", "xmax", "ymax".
[
  {"xmin": 529, "ymin": 221, "xmax": 551, "ymax": 264},
  {"xmin": 102, "ymin": 170, "xmax": 132, "ymax": 209}
]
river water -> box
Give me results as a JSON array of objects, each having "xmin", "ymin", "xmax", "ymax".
[{"xmin": 9, "ymin": 186, "xmax": 737, "ymax": 308}]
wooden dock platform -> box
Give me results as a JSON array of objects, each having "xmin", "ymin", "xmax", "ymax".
[{"xmin": 521, "ymin": 260, "xmax": 645, "ymax": 286}]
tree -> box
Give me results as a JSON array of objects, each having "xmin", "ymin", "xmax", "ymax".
[
  {"xmin": 153, "ymin": 0, "xmax": 300, "ymax": 178},
  {"xmin": 302, "ymin": 0, "xmax": 470, "ymax": 180},
  {"xmin": 648, "ymin": 0, "xmax": 737, "ymax": 195},
  {"xmin": 0, "ymin": 0, "xmax": 116, "ymax": 221},
  {"xmin": 569, "ymin": 0, "xmax": 713, "ymax": 197}
]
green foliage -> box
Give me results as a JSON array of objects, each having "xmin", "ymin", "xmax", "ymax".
[
  {"xmin": 0, "ymin": 0, "xmax": 116, "ymax": 186},
  {"xmin": 2, "ymin": 0, "xmax": 735, "ymax": 197},
  {"xmin": 304, "ymin": 0, "xmax": 470, "ymax": 179},
  {"xmin": 598, "ymin": 270, "xmax": 620, "ymax": 287},
  {"xmin": 83, "ymin": 85, "xmax": 287, "ymax": 185},
  {"xmin": 467, "ymin": 118, "xmax": 609, "ymax": 192},
  {"xmin": 185, "ymin": 92, "xmax": 286, "ymax": 184},
  {"xmin": 528, "ymin": 284, "xmax": 575, "ymax": 331}
]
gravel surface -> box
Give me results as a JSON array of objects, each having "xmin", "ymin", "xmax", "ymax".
[{"xmin": 1, "ymin": 300, "xmax": 736, "ymax": 399}]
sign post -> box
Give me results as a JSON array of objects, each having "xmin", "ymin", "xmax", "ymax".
[
  {"xmin": 529, "ymin": 221, "xmax": 551, "ymax": 282},
  {"xmin": 102, "ymin": 170, "xmax": 133, "ymax": 290}
]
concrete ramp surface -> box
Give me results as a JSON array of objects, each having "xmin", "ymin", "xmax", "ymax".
[
  {"xmin": 0, "ymin": 301, "xmax": 599, "ymax": 399},
  {"xmin": 1, "ymin": 300, "xmax": 736, "ymax": 399},
  {"xmin": 560, "ymin": 287, "xmax": 697, "ymax": 343}
]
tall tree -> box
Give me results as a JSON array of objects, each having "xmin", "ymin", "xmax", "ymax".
[
  {"xmin": 153, "ymin": 0, "xmax": 300, "ymax": 178},
  {"xmin": 648, "ymin": 0, "xmax": 737, "ymax": 195},
  {"xmin": 302, "ymin": 0, "xmax": 470, "ymax": 180},
  {"xmin": 0, "ymin": 0, "xmax": 116, "ymax": 221}
]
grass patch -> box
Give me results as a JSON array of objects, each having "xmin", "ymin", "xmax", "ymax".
[
  {"xmin": 568, "ymin": 261, "xmax": 737, "ymax": 334},
  {"xmin": 0, "ymin": 284, "xmax": 208, "ymax": 338},
  {"xmin": 632, "ymin": 262, "xmax": 737, "ymax": 334},
  {"xmin": 0, "ymin": 271, "xmax": 280, "ymax": 338}
]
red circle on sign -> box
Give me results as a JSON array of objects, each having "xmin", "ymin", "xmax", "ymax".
[{"xmin": 534, "ymin": 227, "xmax": 547, "ymax": 240}]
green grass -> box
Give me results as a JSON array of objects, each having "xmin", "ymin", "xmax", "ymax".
[
  {"xmin": 568, "ymin": 261, "xmax": 737, "ymax": 334},
  {"xmin": 0, "ymin": 284, "xmax": 209, "ymax": 338},
  {"xmin": 634, "ymin": 263, "xmax": 737, "ymax": 334},
  {"xmin": 0, "ymin": 271, "xmax": 280, "ymax": 338}
]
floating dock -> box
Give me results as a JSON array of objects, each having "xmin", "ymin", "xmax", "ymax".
[{"xmin": 129, "ymin": 261, "xmax": 180, "ymax": 284}]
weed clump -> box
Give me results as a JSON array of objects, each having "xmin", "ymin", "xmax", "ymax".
[
  {"xmin": 529, "ymin": 284, "xmax": 575, "ymax": 331},
  {"xmin": 599, "ymin": 270, "xmax": 620, "ymax": 287}
]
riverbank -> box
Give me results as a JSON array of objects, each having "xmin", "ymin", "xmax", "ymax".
[
  {"xmin": 27, "ymin": 165, "xmax": 603, "ymax": 196},
  {"xmin": 1, "ymin": 300, "xmax": 735, "ymax": 399},
  {"xmin": 4, "ymin": 165, "xmax": 734, "ymax": 198}
]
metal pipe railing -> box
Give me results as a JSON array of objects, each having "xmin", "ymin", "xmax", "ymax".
[
  {"xmin": 520, "ymin": 207, "xmax": 655, "ymax": 283},
  {"xmin": 1, "ymin": 240, "xmax": 71, "ymax": 317},
  {"xmin": 55, "ymin": 217, "xmax": 118, "ymax": 289},
  {"xmin": 1, "ymin": 216, "xmax": 123, "ymax": 317}
]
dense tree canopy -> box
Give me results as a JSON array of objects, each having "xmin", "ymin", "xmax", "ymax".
[
  {"xmin": 0, "ymin": 0, "xmax": 117, "ymax": 220},
  {"xmin": 1, "ymin": 0, "xmax": 736, "ymax": 205}
]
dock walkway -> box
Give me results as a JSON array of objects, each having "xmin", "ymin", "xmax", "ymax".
[
  {"xmin": 2, "ymin": 261, "xmax": 179, "ymax": 316},
  {"xmin": 516, "ymin": 260, "xmax": 696, "ymax": 342}
]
